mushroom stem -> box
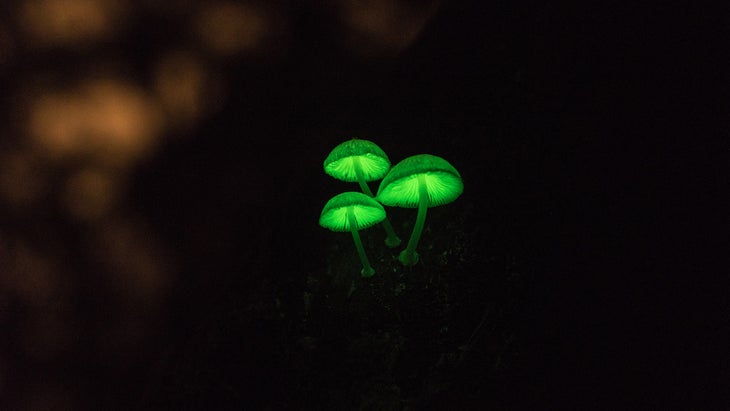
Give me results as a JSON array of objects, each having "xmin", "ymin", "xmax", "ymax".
[
  {"xmin": 353, "ymin": 157, "xmax": 375, "ymax": 197},
  {"xmin": 378, "ymin": 215, "xmax": 401, "ymax": 248},
  {"xmin": 399, "ymin": 174, "xmax": 428, "ymax": 266},
  {"xmin": 347, "ymin": 206, "xmax": 375, "ymax": 277},
  {"xmin": 353, "ymin": 157, "xmax": 401, "ymax": 248}
]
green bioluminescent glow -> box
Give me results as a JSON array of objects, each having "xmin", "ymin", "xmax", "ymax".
[
  {"xmin": 319, "ymin": 191, "xmax": 386, "ymax": 277},
  {"xmin": 323, "ymin": 139, "xmax": 401, "ymax": 248},
  {"xmin": 377, "ymin": 154, "xmax": 463, "ymax": 266}
]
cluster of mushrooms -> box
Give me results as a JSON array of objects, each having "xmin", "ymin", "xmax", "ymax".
[{"xmin": 319, "ymin": 139, "xmax": 463, "ymax": 277}]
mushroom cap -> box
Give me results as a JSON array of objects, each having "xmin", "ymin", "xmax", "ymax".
[
  {"xmin": 323, "ymin": 139, "xmax": 391, "ymax": 182},
  {"xmin": 319, "ymin": 191, "xmax": 386, "ymax": 232},
  {"xmin": 376, "ymin": 154, "xmax": 463, "ymax": 208}
]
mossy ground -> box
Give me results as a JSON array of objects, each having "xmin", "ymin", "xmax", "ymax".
[
  {"xmin": 143, "ymin": 192, "xmax": 528, "ymax": 410},
  {"xmin": 289, "ymin": 200, "xmax": 525, "ymax": 409}
]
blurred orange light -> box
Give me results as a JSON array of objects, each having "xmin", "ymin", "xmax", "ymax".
[
  {"xmin": 28, "ymin": 92, "xmax": 87, "ymax": 158},
  {"xmin": 196, "ymin": 2, "xmax": 267, "ymax": 55},
  {"xmin": 338, "ymin": 0, "xmax": 437, "ymax": 56},
  {"xmin": 84, "ymin": 80, "xmax": 164, "ymax": 164},
  {"xmin": 20, "ymin": 0, "xmax": 124, "ymax": 47},
  {"xmin": 154, "ymin": 51, "xmax": 211, "ymax": 130},
  {"xmin": 28, "ymin": 79, "xmax": 164, "ymax": 165}
]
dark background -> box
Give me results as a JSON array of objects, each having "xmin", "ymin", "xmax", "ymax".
[{"xmin": 0, "ymin": 0, "xmax": 726, "ymax": 409}]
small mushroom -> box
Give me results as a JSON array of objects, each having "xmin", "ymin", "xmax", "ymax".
[
  {"xmin": 319, "ymin": 191, "xmax": 386, "ymax": 277},
  {"xmin": 323, "ymin": 138, "xmax": 401, "ymax": 247},
  {"xmin": 376, "ymin": 154, "xmax": 463, "ymax": 266}
]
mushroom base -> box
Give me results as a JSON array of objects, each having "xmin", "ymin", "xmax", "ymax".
[{"xmin": 398, "ymin": 250, "xmax": 419, "ymax": 266}]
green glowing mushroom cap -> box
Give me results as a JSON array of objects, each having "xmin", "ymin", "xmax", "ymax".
[
  {"xmin": 319, "ymin": 191, "xmax": 386, "ymax": 231},
  {"xmin": 323, "ymin": 139, "xmax": 391, "ymax": 182},
  {"xmin": 376, "ymin": 154, "xmax": 463, "ymax": 208}
]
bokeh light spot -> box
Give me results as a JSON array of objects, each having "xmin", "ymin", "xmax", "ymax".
[
  {"xmin": 337, "ymin": 0, "xmax": 438, "ymax": 56},
  {"xmin": 154, "ymin": 51, "xmax": 214, "ymax": 130},
  {"xmin": 196, "ymin": 1, "xmax": 268, "ymax": 56},
  {"xmin": 20, "ymin": 0, "xmax": 126, "ymax": 47},
  {"xmin": 28, "ymin": 79, "xmax": 165, "ymax": 165}
]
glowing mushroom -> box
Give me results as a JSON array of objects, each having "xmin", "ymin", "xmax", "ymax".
[
  {"xmin": 319, "ymin": 191, "xmax": 386, "ymax": 277},
  {"xmin": 376, "ymin": 154, "xmax": 463, "ymax": 266},
  {"xmin": 323, "ymin": 139, "xmax": 401, "ymax": 247}
]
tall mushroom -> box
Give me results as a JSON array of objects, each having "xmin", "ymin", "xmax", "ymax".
[
  {"xmin": 319, "ymin": 191, "xmax": 386, "ymax": 277},
  {"xmin": 323, "ymin": 139, "xmax": 401, "ymax": 247},
  {"xmin": 376, "ymin": 154, "xmax": 463, "ymax": 266}
]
